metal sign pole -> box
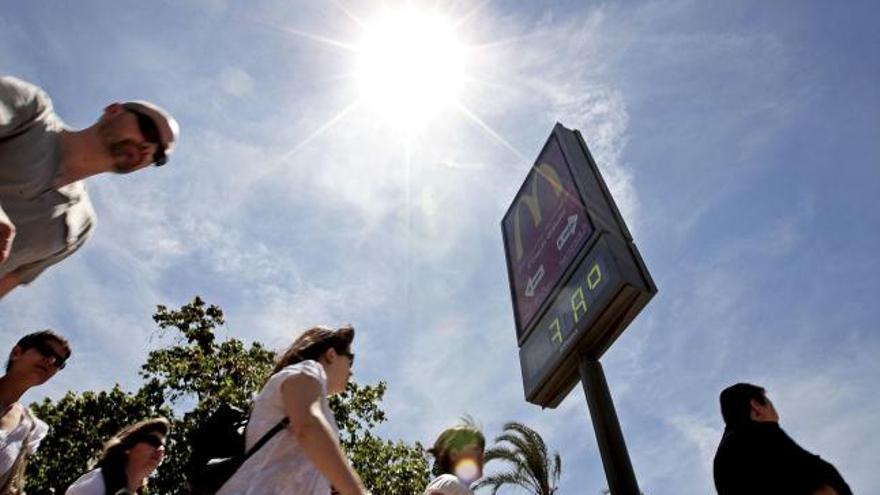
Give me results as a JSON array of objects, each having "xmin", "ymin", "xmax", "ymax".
[{"xmin": 579, "ymin": 356, "xmax": 640, "ymax": 495}]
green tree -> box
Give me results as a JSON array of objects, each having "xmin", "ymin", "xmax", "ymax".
[
  {"xmin": 475, "ymin": 422, "xmax": 561, "ymax": 495},
  {"xmin": 26, "ymin": 296, "xmax": 429, "ymax": 494}
]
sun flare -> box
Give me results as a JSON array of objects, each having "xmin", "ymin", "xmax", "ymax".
[
  {"xmin": 269, "ymin": 2, "xmax": 525, "ymax": 161},
  {"xmin": 356, "ymin": 9, "xmax": 467, "ymax": 128}
]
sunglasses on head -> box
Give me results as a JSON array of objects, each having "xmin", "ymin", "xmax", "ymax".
[
  {"xmin": 32, "ymin": 341, "xmax": 67, "ymax": 370},
  {"xmin": 124, "ymin": 106, "xmax": 168, "ymax": 166}
]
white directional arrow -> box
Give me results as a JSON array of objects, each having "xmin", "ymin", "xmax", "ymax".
[
  {"xmin": 525, "ymin": 265, "xmax": 545, "ymax": 297},
  {"xmin": 556, "ymin": 214, "xmax": 578, "ymax": 251}
]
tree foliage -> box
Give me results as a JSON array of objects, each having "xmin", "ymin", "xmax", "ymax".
[
  {"xmin": 475, "ymin": 422, "xmax": 561, "ymax": 495},
  {"xmin": 25, "ymin": 296, "xmax": 429, "ymax": 494}
]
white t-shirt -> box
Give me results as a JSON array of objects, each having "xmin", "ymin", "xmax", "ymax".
[
  {"xmin": 217, "ymin": 360, "xmax": 340, "ymax": 495},
  {"xmin": 0, "ymin": 76, "xmax": 96, "ymax": 285},
  {"xmin": 0, "ymin": 406, "xmax": 48, "ymax": 478},
  {"xmin": 423, "ymin": 474, "xmax": 474, "ymax": 495},
  {"xmin": 65, "ymin": 468, "xmax": 142, "ymax": 495},
  {"xmin": 65, "ymin": 469, "xmax": 106, "ymax": 495}
]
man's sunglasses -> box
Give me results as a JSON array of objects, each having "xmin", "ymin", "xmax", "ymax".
[
  {"xmin": 32, "ymin": 341, "xmax": 68, "ymax": 370},
  {"xmin": 124, "ymin": 106, "xmax": 168, "ymax": 166}
]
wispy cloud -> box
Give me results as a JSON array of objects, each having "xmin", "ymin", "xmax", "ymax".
[{"xmin": 2, "ymin": 2, "xmax": 878, "ymax": 495}]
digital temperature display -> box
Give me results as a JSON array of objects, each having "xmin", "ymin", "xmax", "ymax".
[{"xmin": 519, "ymin": 240, "xmax": 618, "ymax": 387}]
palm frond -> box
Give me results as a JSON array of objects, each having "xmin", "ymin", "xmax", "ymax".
[
  {"xmin": 481, "ymin": 447, "xmax": 538, "ymax": 493},
  {"xmin": 475, "ymin": 470, "xmax": 539, "ymax": 495},
  {"xmin": 504, "ymin": 422, "xmax": 553, "ymax": 492},
  {"xmin": 483, "ymin": 446, "xmax": 523, "ymax": 466},
  {"xmin": 499, "ymin": 431, "xmax": 550, "ymax": 491},
  {"xmin": 481, "ymin": 422, "xmax": 562, "ymax": 495},
  {"xmin": 505, "ymin": 422, "xmax": 549, "ymax": 461}
]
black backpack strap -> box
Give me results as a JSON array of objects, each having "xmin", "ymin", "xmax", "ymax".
[{"xmin": 241, "ymin": 417, "xmax": 290, "ymax": 462}]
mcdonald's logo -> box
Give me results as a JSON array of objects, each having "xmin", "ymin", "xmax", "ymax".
[{"xmin": 511, "ymin": 163, "xmax": 564, "ymax": 261}]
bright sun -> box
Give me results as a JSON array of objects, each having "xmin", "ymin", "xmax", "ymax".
[
  {"xmin": 272, "ymin": 4, "xmax": 522, "ymax": 155},
  {"xmin": 356, "ymin": 9, "xmax": 466, "ymax": 128}
]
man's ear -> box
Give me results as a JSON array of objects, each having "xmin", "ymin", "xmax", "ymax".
[
  {"xmin": 104, "ymin": 102, "xmax": 124, "ymax": 117},
  {"xmin": 748, "ymin": 398, "xmax": 763, "ymax": 421},
  {"xmin": 7, "ymin": 345, "xmax": 23, "ymax": 370}
]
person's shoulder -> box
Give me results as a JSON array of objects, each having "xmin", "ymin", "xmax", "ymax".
[
  {"xmin": 0, "ymin": 76, "xmax": 51, "ymax": 112},
  {"xmin": 278, "ymin": 359, "xmax": 327, "ymax": 382},
  {"xmin": 717, "ymin": 424, "xmax": 769, "ymax": 454},
  {"xmin": 22, "ymin": 406, "xmax": 49, "ymax": 442},
  {"xmin": 424, "ymin": 474, "xmax": 471, "ymax": 495},
  {"xmin": 426, "ymin": 474, "xmax": 462, "ymax": 487},
  {"xmin": 713, "ymin": 427, "xmax": 753, "ymax": 469},
  {"xmin": 714, "ymin": 423, "xmax": 788, "ymax": 486},
  {"xmin": 64, "ymin": 468, "xmax": 105, "ymax": 495},
  {"xmin": 0, "ymin": 75, "xmax": 54, "ymax": 134},
  {"xmin": 266, "ymin": 360, "xmax": 327, "ymax": 397},
  {"xmin": 0, "ymin": 76, "xmax": 39, "ymax": 96}
]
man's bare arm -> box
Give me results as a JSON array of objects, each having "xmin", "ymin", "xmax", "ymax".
[
  {"xmin": 0, "ymin": 272, "xmax": 21, "ymax": 299},
  {"xmin": 281, "ymin": 374, "xmax": 367, "ymax": 495}
]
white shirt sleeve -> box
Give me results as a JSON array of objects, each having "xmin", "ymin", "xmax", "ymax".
[
  {"xmin": 268, "ymin": 360, "xmax": 328, "ymax": 401},
  {"xmin": 64, "ymin": 469, "xmax": 106, "ymax": 495},
  {"xmin": 22, "ymin": 409, "xmax": 48, "ymax": 453},
  {"xmin": 423, "ymin": 474, "xmax": 473, "ymax": 495},
  {"xmin": 0, "ymin": 76, "xmax": 49, "ymax": 140}
]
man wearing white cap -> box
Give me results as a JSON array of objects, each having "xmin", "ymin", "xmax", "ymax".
[{"xmin": 0, "ymin": 76, "xmax": 179, "ymax": 298}]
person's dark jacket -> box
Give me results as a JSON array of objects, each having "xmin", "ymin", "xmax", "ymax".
[{"xmin": 713, "ymin": 421, "xmax": 852, "ymax": 495}]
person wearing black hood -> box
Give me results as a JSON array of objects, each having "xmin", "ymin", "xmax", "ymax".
[{"xmin": 713, "ymin": 383, "xmax": 852, "ymax": 495}]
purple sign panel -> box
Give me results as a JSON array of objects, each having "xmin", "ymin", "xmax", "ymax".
[{"xmin": 502, "ymin": 136, "xmax": 593, "ymax": 337}]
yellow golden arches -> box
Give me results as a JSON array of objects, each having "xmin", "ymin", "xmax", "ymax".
[{"xmin": 512, "ymin": 163, "xmax": 565, "ymax": 261}]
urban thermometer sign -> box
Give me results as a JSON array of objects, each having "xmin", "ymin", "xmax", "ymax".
[{"xmin": 502, "ymin": 124, "xmax": 657, "ymax": 408}]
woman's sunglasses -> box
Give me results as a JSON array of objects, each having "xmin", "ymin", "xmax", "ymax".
[
  {"xmin": 138, "ymin": 434, "xmax": 166, "ymax": 449},
  {"xmin": 338, "ymin": 350, "xmax": 355, "ymax": 366}
]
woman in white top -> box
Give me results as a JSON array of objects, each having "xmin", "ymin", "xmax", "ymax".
[
  {"xmin": 65, "ymin": 417, "xmax": 169, "ymax": 495},
  {"xmin": 423, "ymin": 423, "xmax": 486, "ymax": 495},
  {"xmin": 0, "ymin": 329, "xmax": 70, "ymax": 493},
  {"xmin": 217, "ymin": 325, "xmax": 368, "ymax": 495}
]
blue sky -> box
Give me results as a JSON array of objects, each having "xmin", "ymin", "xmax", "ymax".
[{"xmin": 2, "ymin": 0, "xmax": 878, "ymax": 493}]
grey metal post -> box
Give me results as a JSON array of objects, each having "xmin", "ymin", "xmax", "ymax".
[{"xmin": 579, "ymin": 356, "xmax": 640, "ymax": 495}]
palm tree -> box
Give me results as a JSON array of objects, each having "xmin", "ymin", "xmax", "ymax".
[{"xmin": 475, "ymin": 422, "xmax": 561, "ymax": 495}]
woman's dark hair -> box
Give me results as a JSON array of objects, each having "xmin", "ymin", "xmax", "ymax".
[
  {"xmin": 428, "ymin": 422, "xmax": 485, "ymax": 476},
  {"xmin": 271, "ymin": 325, "xmax": 355, "ymax": 377},
  {"xmin": 94, "ymin": 417, "xmax": 170, "ymax": 494},
  {"xmin": 6, "ymin": 329, "xmax": 71, "ymax": 372},
  {"xmin": 719, "ymin": 383, "xmax": 767, "ymax": 427}
]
